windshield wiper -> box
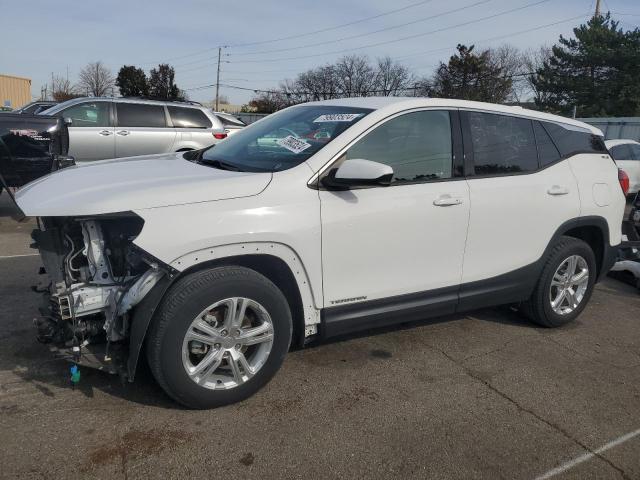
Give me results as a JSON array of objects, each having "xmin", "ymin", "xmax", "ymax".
[{"xmin": 200, "ymin": 159, "xmax": 244, "ymax": 172}]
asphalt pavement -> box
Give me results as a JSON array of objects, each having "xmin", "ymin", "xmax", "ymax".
[{"xmin": 1, "ymin": 193, "xmax": 639, "ymax": 480}]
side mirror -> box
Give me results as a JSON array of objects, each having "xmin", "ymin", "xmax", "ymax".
[
  {"xmin": 54, "ymin": 155, "xmax": 76, "ymax": 171},
  {"xmin": 323, "ymin": 158, "xmax": 393, "ymax": 189},
  {"xmin": 63, "ymin": 117, "xmax": 73, "ymax": 125}
]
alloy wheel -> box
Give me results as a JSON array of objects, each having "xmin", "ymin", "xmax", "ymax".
[
  {"xmin": 549, "ymin": 255, "xmax": 589, "ymax": 315},
  {"xmin": 181, "ymin": 297, "xmax": 274, "ymax": 390}
]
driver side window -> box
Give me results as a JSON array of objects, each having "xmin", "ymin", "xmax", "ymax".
[
  {"xmin": 345, "ymin": 110, "xmax": 453, "ymax": 184},
  {"xmin": 61, "ymin": 102, "xmax": 110, "ymax": 127}
]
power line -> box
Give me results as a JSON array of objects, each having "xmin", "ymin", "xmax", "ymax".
[
  {"xmin": 226, "ymin": 0, "xmax": 437, "ymax": 48},
  {"xmin": 231, "ymin": 0, "xmax": 492, "ymax": 57},
  {"xmin": 138, "ymin": 46, "xmax": 227, "ymax": 67},
  {"xmin": 136, "ymin": 0, "xmax": 436, "ymax": 66},
  {"xmin": 394, "ymin": 13, "xmax": 587, "ymax": 61},
  {"xmin": 189, "ymin": 69, "xmax": 542, "ymax": 96},
  {"xmin": 183, "ymin": 12, "xmax": 588, "ymax": 93},
  {"xmin": 228, "ymin": 0, "xmax": 552, "ymax": 64}
]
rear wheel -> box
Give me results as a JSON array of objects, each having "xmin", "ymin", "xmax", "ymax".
[
  {"xmin": 523, "ymin": 236, "xmax": 596, "ymax": 327},
  {"xmin": 146, "ymin": 266, "xmax": 292, "ymax": 409}
]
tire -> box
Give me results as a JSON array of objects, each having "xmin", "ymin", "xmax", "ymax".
[
  {"xmin": 146, "ymin": 265, "xmax": 292, "ymax": 409},
  {"xmin": 523, "ymin": 236, "xmax": 597, "ymax": 328}
]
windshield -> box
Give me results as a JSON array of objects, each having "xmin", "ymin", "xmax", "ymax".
[{"xmin": 199, "ymin": 105, "xmax": 372, "ymax": 172}]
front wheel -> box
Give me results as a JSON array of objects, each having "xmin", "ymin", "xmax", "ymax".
[
  {"xmin": 146, "ymin": 266, "xmax": 292, "ymax": 409},
  {"xmin": 523, "ymin": 236, "xmax": 596, "ymax": 327}
]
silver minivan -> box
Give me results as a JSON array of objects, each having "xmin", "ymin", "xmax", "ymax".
[{"xmin": 41, "ymin": 97, "xmax": 228, "ymax": 161}]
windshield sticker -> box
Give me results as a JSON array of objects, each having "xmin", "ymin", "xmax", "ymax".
[
  {"xmin": 313, "ymin": 113, "xmax": 362, "ymax": 123},
  {"xmin": 276, "ymin": 135, "xmax": 312, "ymax": 154}
]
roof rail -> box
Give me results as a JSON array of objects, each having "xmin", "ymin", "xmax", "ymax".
[{"xmin": 119, "ymin": 96, "xmax": 202, "ymax": 106}]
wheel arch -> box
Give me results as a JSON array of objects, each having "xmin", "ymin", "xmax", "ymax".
[
  {"xmin": 178, "ymin": 253, "xmax": 309, "ymax": 350},
  {"xmin": 127, "ymin": 242, "xmax": 320, "ymax": 381},
  {"xmin": 553, "ymin": 216, "xmax": 612, "ymax": 280}
]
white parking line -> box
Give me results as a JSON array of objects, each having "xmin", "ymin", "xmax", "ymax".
[
  {"xmin": 0, "ymin": 253, "xmax": 39, "ymax": 259},
  {"xmin": 534, "ymin": 428, "xmax": 640, "ymax": 480}
]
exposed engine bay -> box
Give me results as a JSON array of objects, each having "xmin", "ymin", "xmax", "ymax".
[{"xmin": 32, "ymin": 214, "xmax": 166, "ymax": 376}]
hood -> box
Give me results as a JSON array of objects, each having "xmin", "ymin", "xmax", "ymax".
[{"xmin": 15, "ymin": 152, "xmax": 272, "ymax": 216}]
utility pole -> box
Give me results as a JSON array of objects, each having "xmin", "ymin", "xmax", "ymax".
[
  {"xmin": 215, "ymin": 47, "xmax": 222, "ymax": 111},
  {"xmin": 594, "ymin": 0, "xmax": 601, "ymax": 18}
]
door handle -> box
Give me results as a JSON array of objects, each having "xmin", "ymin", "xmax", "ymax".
[
  {"xmin": 98, "ymin": 130, "xmax": 112, "ymax": 136},
  {"xmin": 547, "ymin": 185, "xmax": 569, "ymax": 196},
  {"xmin": 433, "ymin": 194, "xmax": 463, "ymax": 207},
  {"xmin": 116, "ymin": 130, "xmax": 130, "ymax": 136}
]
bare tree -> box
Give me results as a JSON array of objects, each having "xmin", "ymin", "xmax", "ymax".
[
  {"xmin": 489, "ymin": 45, "xmax": 526, "ymax": 102},
  {"xmin": 247, "ymin": 54, "xmax": 422, "ymax": 110},
  {"xmin": 375, "ymin": 56, "xmax": 415, "ymax": 96},
  {"xmin": 78, "ymin": 61, "xmax": 115, "ymax": 97},
  {"xmin": 290, "ymin": 65, "xmax": 339, "ymax": 101},
  {"xmin": 51, "ymin": 75, "xmax": 79, "ymax": 101},
  {"xmin": 334, "ymin": 55, "xmax": 377, "ymax": 97},
  {"xmin": 521, "ymin": 46, "xmax": 553, "ymax": 104}
]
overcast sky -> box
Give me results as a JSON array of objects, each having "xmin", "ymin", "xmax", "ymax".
[{"xmin": 1, "ymin": 0, "xmax": 638, "ymax": 106}]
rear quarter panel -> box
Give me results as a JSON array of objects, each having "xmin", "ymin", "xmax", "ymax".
[{"xmin": 568, "ymin": 153, "xmax": 625, "ymax": 246}]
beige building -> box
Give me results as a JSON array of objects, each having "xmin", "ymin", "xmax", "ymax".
[{"xmin": 0, "ymin": 74, "xmax": 32, "ymax": 109}]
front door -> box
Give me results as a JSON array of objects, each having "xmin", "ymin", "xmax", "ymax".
[
  {"xmin": 61, "ymin": 101, "xmax": 114, "ymax": 161},
  {"xmin": 319, "ymin": 110, "xmax": 470, "ymax": 317}
]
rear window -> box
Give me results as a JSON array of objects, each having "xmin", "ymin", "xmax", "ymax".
[
  {"xmin": 467, "ymin": 112, "xmax": 538, "ymax": 175},
  {"xmin": 116, "ymin": 103, "xmax": 166, "ymax": 128},
  {"xmin": 168, "ymin": 106, "xmax": 212, "ymax": 129},
  {"xmin": 543, "ymin": 122, "xmax": 606, "ymax": 157}
]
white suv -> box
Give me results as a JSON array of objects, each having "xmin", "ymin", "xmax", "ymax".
[{"xmin": 14, "ymin": 98, "xmax": 625, "ymax": 409}]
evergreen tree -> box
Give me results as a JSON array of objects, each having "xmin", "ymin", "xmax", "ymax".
[
  {"xmin": 148, "ymin": 64, "xmax": 182, "ymax": 100},
  {"xmin": 427, "ymin": 44, "xmax": 513, "ymax": 103},
  {"xmin": 116, "ymin": 66, "xmax": 149, "ymax": 97},
  {"xmin": 533, "ymin": 14, "xmax": 640, "ymax": 116}
]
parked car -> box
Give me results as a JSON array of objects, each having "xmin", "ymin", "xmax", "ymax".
[
  {"xmin": 606, "ymin": 139, "xmax": 640, "ymax": 195},
  {"xmin": 11, "ymin": 97, "xmax": 625, "ymax": 409},
  {"xmin": 13, "ymin": 101, "xmax": 58, "ymax": 115},
  {"xmin": 0, "ymin": 112, "xmax": 71, "ymax": 201},
  {"xmin": 41, "ymin": 97, "xmax": 228, "ymax": 161},
  {"xmin": 213, "ymin": 111, "xmax": 246, "ymax": 136}
]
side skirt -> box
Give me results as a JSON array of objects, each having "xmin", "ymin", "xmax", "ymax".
[{"xmin": 321, "ymin": 263, "xmax": 540, "ymax": 339}]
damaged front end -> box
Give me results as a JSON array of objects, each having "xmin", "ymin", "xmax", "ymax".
[{"xmin": 32, "ymin": 213, "xmax": 167, "ymax": 377}]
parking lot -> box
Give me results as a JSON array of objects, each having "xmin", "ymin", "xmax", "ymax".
[{"xmin": 0, "ymin": 194, "xmax": 638, "ymax": 480}]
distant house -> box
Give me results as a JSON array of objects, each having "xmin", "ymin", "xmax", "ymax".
[
  {"xmin": 202, "ymin": 101, "xmax": 245, "ymax": 114},
  {"xmin": 0, "ymin": 74, "xmax": 31, "ymax": 110}
]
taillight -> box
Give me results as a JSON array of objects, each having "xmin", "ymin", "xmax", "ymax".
[
  {"xmin": 213, "ymin": 132, "xmax": 227, "ymax": 140},
  {"xmin": 618, "ymin": 168, "xmax": 630, "ymax": 196}
]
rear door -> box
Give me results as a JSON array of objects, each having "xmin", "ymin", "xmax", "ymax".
[
  {"xmin": 114, "ymin": 103, "xmax": 176, "ymax": 157},
  {"xmin": 459, "ymin": 111, "xmax": 580, "ymax": 300},
  {"xmin": 60, "ymin": 100, "xmax": 114, "ymax": 161}
]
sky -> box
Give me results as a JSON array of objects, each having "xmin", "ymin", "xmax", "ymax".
[{"xmin": 1, "ymin": 0, "xmax": 638, "ymax": 106}]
